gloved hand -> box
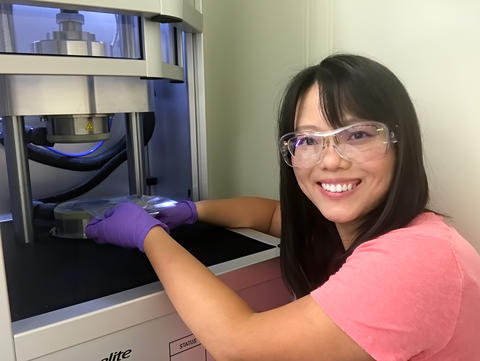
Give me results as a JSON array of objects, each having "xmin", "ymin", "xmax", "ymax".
[
  {"xmin": 85, "ymin": 202, "xmax": 169, "ymax": 252},
  {"xmin": 154, "ymin": 200, "xmax": 198, "ymax": 230}
]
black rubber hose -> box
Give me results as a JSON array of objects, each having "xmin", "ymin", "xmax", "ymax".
[
  {"xmin": 26, "ymin": 138, "xmax": 126, "ymax": 171},
  {"xmin": 38, "ymin": 149, "xmax": 127, "ymax": 203},
  {"xmin": 0, "ymin": 126, "xmax": 122, "ymax": 170},
  {"xmin": 32, "ymin": 202, "xmax": 56, "ymax": 225},
  {"xmin": 35, "ymin": 112, "xmax": 156, "ymax": 203}
]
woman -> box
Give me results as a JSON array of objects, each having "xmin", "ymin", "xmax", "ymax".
[{"xmin": 86, "ymin": 54, "xmax": 480, "ymax": 360}]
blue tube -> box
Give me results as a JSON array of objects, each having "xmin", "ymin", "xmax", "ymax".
[
  {"xmin": 0, "ymin": 128, "xmax": 104, "ymax": 157},
  {"xmin": 44, "ymin": 141, "xmax": 105, "ymax": 157}
]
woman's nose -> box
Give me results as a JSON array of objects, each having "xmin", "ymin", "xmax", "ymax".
[{"xmin": 318, "ymin": 139, "xmax": 349, "ymax": 170}]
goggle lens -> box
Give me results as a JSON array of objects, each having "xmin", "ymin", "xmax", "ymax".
[{"xmin": 280, "ymin": 122, "xmax": 396, "ymax": 168}]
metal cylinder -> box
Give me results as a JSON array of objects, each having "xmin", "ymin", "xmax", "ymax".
[
  {"xmin": 57, "ymin": 10, "xmax": 84, "ymax": 33},
  {"xmin": 125, "ymin": 113, "xmax": 145, "ymax": 197},
  {"xmin": 3, "ymin": 116, "xmax": 34, "ymax": 244},
  {"xmin": 45, "ymin": 114, "xmax": 110, "ymax": 143},
  {"xmin": 32, "ymin": 9, "xmax": 112, "ymax": 57}
]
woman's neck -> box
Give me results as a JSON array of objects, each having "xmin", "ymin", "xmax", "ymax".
[{"xmin": 335, "ymin": 221, "xmax": 360, "ymax": 250}]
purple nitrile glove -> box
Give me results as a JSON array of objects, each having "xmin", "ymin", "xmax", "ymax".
[
  {"xmin": 154, "ymin": 200, "xmax": 198, "ymax": 230},
  {"xmin": 85, "ymin": 202, "xmax": 169, "ymax": 252}
]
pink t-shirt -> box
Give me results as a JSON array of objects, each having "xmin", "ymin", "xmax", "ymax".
[{"xmin": 311, "ymin": 212, "xmax": 480, "ymax": 360}]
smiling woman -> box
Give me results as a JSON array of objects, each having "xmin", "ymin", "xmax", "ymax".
[
  {"xmin": 286, "ymin": 85, "xmax": 396, "ymax": 248},
  {"xmin": 278, "ymin": 55, "xmax": 428, "ymax": 292},
  {"xmin": 86, "ymin": 54, "xmax": 480, "ymax": 361}
]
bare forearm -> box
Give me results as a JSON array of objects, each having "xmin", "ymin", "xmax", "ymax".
[
  {"xmin": 144, "ymin": 226, "xmax": 254, "ymax": 360},
  {"xmin": 195, "ymin": 197, "xmax": 280, "ymax": 235}
]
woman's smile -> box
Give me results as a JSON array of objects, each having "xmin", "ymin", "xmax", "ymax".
[{"xmin": 318, "ymin": 179, "xmax": 361, "ymax": 196}]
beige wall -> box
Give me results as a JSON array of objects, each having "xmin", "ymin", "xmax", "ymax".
[
  {"xmin": 204, "ymin": 0, "xmax": 479, "ymax": 249},
  {"xmin": 309, "ymin": 0, "xmax": 480, "ymax": 248},
  {"xmin": 203, "ymin": 0, "xmax": 308, "ymax": 199}
]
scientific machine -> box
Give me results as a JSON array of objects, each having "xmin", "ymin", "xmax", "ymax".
[{"xmin": 0, "ymin": 1, "xmax": 291, "ymax": 360}]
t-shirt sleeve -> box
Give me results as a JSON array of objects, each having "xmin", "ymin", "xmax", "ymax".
[{"xmin": 310, "ymin": 228, "xmax": 462, "ymax": 361}]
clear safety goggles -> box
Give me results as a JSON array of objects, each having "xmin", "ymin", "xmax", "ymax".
[{"xmin": 280, "ymin": 121, "xmax": 397, "ymax": 168}]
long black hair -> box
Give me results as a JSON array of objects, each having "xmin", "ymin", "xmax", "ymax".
[{"xmin": 278, "ymin": 54, "xmax": 429, "ymax": 297}]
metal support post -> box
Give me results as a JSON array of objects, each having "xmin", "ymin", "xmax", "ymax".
[
  {"xmin": 3, "ymin": 116, "xmax": 34, "ymax": 244},
  {"xmin": 125, "ymin": 112, "xmax": 146, "ymax": 197},
  {"xmin": 0, "ymin": 3, "xmax": 16, "ymax": 53}
]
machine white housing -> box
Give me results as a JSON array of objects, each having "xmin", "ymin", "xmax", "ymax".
[{"xmin": 0, "ymin": 2, "xmax": 291, "ymax": 360}]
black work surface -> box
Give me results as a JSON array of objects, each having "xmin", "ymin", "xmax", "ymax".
[{"xmin": 1, "ymin": 221, "xmax": 274, "ymax": 322}]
